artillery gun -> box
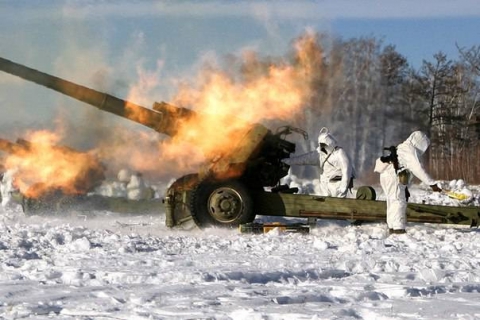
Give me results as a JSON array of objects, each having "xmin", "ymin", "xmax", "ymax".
[
  {"xmin": 1, "ymin": 56, "xmax": 479, "ymax": 229},
  {"xmin": 0, "ymin": 56, "xmax": 296, "ymax": 222}
]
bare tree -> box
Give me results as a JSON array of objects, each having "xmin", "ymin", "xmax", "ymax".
[{"xmin": 379, "ymin": 45, "xmax": 411, "ymax": 146}]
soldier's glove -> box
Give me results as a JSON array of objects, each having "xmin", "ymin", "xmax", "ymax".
[{"xmin": 430, "ymin": 184, "xmax": 442, "ymax": 192}]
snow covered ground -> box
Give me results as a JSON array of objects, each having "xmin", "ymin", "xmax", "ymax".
[{"xmin": 0, "ymin": 178, "xmax": 479, "ymax": 320}]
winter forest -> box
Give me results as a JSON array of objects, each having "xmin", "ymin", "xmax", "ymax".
[{"xmin": 228, "ymin": 32, "xmax": 480, "ymax": 184}]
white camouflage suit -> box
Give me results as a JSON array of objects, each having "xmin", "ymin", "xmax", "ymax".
[
  {"xmin": 283, "ymin": 128, "xmax": 354, "ymax": 198},
  {"xmin": 374, "ymin": 131, "xmax": 437, "ymax": 230},
  {"xmin": 1, "ymin": 168, "xmax": 18, "ymax": 209}
]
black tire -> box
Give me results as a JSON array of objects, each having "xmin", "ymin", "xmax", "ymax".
[{"xmin": 190, "ymin": 179, "xmax": 255, "ymax": 228}]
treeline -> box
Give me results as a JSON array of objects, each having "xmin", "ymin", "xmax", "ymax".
[{"xmin": 282, "ymin": 33, "xmax": 480, "ymax": 184}]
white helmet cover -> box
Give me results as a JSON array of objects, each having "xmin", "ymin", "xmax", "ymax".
[{"xmin": 317, "ymin": 127, "xmax": 338, "ymax": 148}]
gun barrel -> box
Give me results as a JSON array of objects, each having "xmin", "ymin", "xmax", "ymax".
[
  {"xmin": 0, "ymin": 57, "xmax": 180, "ymax": 136},
  {"xmin": 0, "ymin": 56, "xmax": 295, "ymax": 190}
]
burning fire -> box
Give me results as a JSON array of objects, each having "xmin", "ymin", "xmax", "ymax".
[
  {"xmin": 121, "ymin": 31, "xmax": 320, "ymax": 175},
  {"xmin": 1, "ymin": 130, "xmax": 105, "ymax": 198},
  {"xmin": 0, "ymin": 31, "xmax": 325, "ymax": 188}
]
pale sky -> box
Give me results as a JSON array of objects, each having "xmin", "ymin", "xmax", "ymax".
[{"xmin": 1, "ymin": 0, "xmax": 480, "ymax": 130}]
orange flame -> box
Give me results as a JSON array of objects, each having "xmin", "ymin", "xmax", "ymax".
[
  {"xmin": 97, "ymin": 31, "xmax": 324, "ymax": 179},
  {"xmin": 12, "ymin": 31, "xmax": 325, "ymax": 183},
  {"xmin": 152, "ymin": 37, "xmax": 318, "ymax": 170},
  {"xmin": 2, "ymin": 130, "xmax": 105, "ymax": 198}
]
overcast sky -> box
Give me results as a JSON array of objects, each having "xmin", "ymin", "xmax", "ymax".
[{"xmin": 1, "ymin": 0, "xmax": 480, "ymax": 131}]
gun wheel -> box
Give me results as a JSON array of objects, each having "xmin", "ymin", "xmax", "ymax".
[
  {"xmin": 356, "ymin": 186, "xmax": 376, "ymax": 200},
  {"xmin": 190, "ymin": 179, "xmax": 255, "ymax": 228}
]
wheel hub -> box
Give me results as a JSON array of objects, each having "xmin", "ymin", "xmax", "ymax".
[
  {"xmin": 219, "ymin": 199, "xmax": 232, "ymax": 211},
  {"xmin": 208, "ymin": 187, "xmax": 244, "ymax": 222}
]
